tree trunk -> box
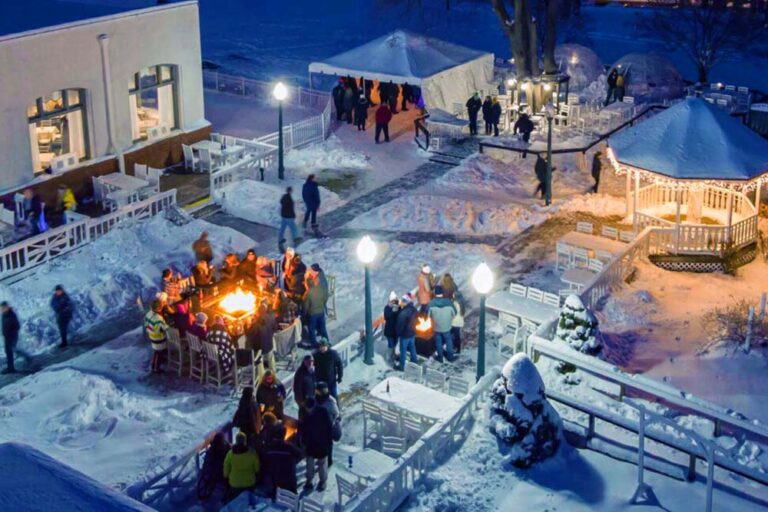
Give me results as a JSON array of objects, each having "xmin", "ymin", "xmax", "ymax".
[
  {"xmin": 697, "ymin": 63, "xmax": 708, "ymax": 84},
  {"xmin": 543, "ymin": 0, "xmax": 559, "ymax": 75},
  {"xmin": 517, "ymin": 0, "xmax": 535, "ymax": 78}
]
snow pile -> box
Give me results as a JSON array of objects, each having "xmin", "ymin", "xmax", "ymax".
[
  {"xmin": 347, "ymin": 195, "xmax": 547, "ymax": 235},
  {"xmin": 489, "ymin": 354, "xmax": 562, "ymax": 468},
  {"xmin": 554, "ymin": 295, "xmax": 603, "ymax": 355},
  {"xmin": 284, "ymin": 135, "xmax": 371, "ymax": 176},
  {"xmin": 0, "ymin": 216, "xmax": 253, "ymax": 360},
  {"xmin": 556, "ymin": 193, "xmax": 626, "ymax": 218},
  {"xmin": 0, "ymin": 443, "xmax": 152, "ymax": 512},
  {"xmin": 555, "ymin": 44, "xmax": 604, "ymax": 92},
  {"xmin": 436, "ymin": 154, "xmax": 529, "ymax": 197},
  {"xmin": 216, "ymin": 178, "xmax": 343, "ymax": 227}
]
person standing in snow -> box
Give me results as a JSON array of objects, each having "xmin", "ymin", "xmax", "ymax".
[
  {"xmin": 374, "ymin": 103, "xmax": 392, "ymax": 144},
  {"xmin": 591, "ymin": 151, "xmax": 603, "ymax": 193},
  {"xmin": 342, "ymin": 84, "xmax": 355, "ymax": 124},
  {"xmin": 192, "ymin": 260, "xmax": 214, "ymax": 293},
  {"xmin": 354, "ymin": 94, "xmax": 368, "ymax": 131},
  {"xmin": 417, "ymin": 264, "xmax": 434, "ymax": 314},
  {"xmin": 383, "ymin": 291, "xmax": 400, "ymax": 366},
  {"xmin": 490, "ymin": 97, "xmax": 502, "ymax": 137},
  {"xmin": 514, "ymin": 112, "xmax": 535, "ymax": 158},
  {"xmin": 302, "ymin": 175, "xmax": 321, "ymax": 235},
  {"xmin": 395, "ymin": 293, "xmax": 419, "ymax": 371},
  {"xmin": 304, "ymin": 276, "xmax": 329, "ymax": 348},
  {"xmin": 332, "ymin": 78, "xmax": 345, "ymax": 122},
  {"xmin": 278, "ymin": 187, "xmax": 300, "ymax": 253},
  {"xmin": 162, "ymin": 268, "xmax": 182, "ymax": 303},
  {"xmin": 223, "ymin": 431, "xmax": 261, "ymax": 504},
  {"xmin": 534, "ymin": 153, "xmax": 549, "ymax": 200},
  {"xmin": 363, "ymin": 77, "xmax": 374, "ymax": 105},
  {"xmin": 450, "ymin": 293, "xmax": 465, "ymax": 354},
  {"xmin": 387, "ymin": 81, "xmax": 399, "ymax": 114},
  {"xmin": 50, "ymin": 285, "xmax": 74, "ymax": 349},
  {"xmin": 257, "ymin": 369, "xmax": 286, "ymax": 419},
  {"xmin": 1, "ymin": 302, "xmax": 28, "ymax": 374},
  {"xmin": 466, "ymin": 92, "xmax": 482, "ymax": 136},
  {"xmin": 238, "ymin": 249, "xmax": 258, "ymax": 284},
  {"xmin": 144, "ymin": 299, "xmax": 168, "ymax": 373},
  {"xmin": 615, "ymin": 71, "xmax": 626, "ymax": 103},
  {"xmin": 300, "ymin": 397, "xmax": 333, "ymax": 493},
  {"xmin": 428, "ymin": 285, "xmax": 457, "ymax": 362},
  {"xmin": 605, "ymin": 68, "xmax": 618, "ymax": 106},
  {"xmin": 482, "ymin": 96, "xmax": 493, "ymax": 135},
  {"xmin": 192, "ymin": 231, "xmax": 213, "ymax": 263},
  {"xmin": 293, "ymin": 355, "xmax": 316, "ymax": 418},
  {"xmin": 312, "ymin": 338, "xmax": 342, "ymax": 400},
  {"xmin": 401, "ymin": 82, "xmax": 413, "ymax": 111}
]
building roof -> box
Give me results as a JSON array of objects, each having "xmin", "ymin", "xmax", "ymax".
[
  {"xmin": 608, "ymin": 97, "xmax": 768, "ymax": 181},
  {"xmin": 0, "ymin": 1, "xmax": 141, "ymax": 39},
  {"xmin": 308, "ymin": 29, "xmax": 491, "ymax": 85},
  {"xmin": 0, "ymin": 443, "xmax": 154, "ymax": 512}
]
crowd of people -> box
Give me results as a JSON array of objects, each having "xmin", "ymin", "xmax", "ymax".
[
  {"xmin": 466, "ymin": 92, "xmax": 503, "ymax": 137},
  {"xmin": 143, "ymin": 231, "xmax": 332, "ymax": 375}
]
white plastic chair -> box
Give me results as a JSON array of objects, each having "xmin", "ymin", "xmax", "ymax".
[
  {"xmin": 556, "ymin": 242, "xmax": 573, "ymax": 271},
  {"xmin": 543, "ymin": 292, "xmax": 560, "ymax": 308},
  {"xmin": 447, "ymin": 377, "xmax": 470, "ymax": 398},
  {"xmin": 588, "ymin": 258, "xmax": 604, "ymax": 273},
  {"xmin": 572, "ymin": 247, "xmax": 589, "ymax": 268},
  {"xmin": 402, "ymin": 415, "xmax": 425, "ymax": 446},
  {"xmin": 403, "ymin": 361, "xmax": 423, "ymax": 384},
  {"xmin": 619, "ymin": 230, "xmax": 635, "ymax": 243},
  {"xmin": 300, "ymin": 497, "xmax": 325, "ymax": 512},
  {"xmin": 336, "ymin": 473, "xmax": 360, "ymax": 508},
  {"xmin": 381, "ymin": 436, "xmax": 406, "ymax": 458},
  {"xmin": 508, "ymin": 282, "xmax": 527, "ymax": 298},
  {"xmin": 601, "ymin": 226, "xmax": 618, "ymax": 240},
  {"xmin": 526, "ymin": 287, "xmax": 544, "ymax": 303},
  {"xmin": 182, "ymin": 145, "xmax": 200, "ymax": 172},
  {"xmin": 186, "ymin": 333, "xmax": 205, "ymax": 383},
  {"xmin": 379, "ymin": 408, "xmax": 401, "ymax": 437},
  {"xmin": 362, "ymin": 400, "xmax": 382, "ymax": 448},
  {"xmin": 576, "ymin": 222, "xmax": 593, "ymax": 234},
  {"xmin": 198, "ymin": 148, "xmax": 214, "ymax": 173},
  {"xmin": 166, "ymin": 328, "xmax": 186, "ymax": 377},
  {"xmin": 425, "ymin": 367, "xmax": 447, "ymax": 391},
  {"xmin": 275, "ymin": 488, "xmax": 299, "ymax": 511}
]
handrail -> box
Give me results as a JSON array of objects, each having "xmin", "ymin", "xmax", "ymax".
[{"xmin": 413, "ymin": 114, "xmax": 431, "ymax": 151}]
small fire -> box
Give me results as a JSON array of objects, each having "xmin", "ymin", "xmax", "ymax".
[
  {"xmin": 220, "ymin": 287, "xmax": 257, "ymax": 315},
  {"xmin": 416, "ymin": 316, "xmax": 432, "ymax": 333}
]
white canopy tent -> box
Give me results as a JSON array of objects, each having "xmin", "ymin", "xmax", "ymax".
[{"xmin": 309, "ymin": 30, "xmax": 494, "ymax": 112}]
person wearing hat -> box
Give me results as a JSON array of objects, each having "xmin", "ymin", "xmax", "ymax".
[
  {"xmin": 354, "ymin": 93, "xmax": 368, "ymax": 131},
  {"xmin": 278, "ymin": 187, "xmax": 300, "ymax": 253},
  {"xmin": 292, "ymin": 355, "xmax": 316, "ymax": 419},
  {"xmin": 465, "ymin": 92, "xmax": 482, "ymax": 136},
  {"xmin": 304, "ymin": 276, "xmax": 329, "ymax": 348},
  {"xmin": 144, "ymin": 299, "xmax": 168, "ymax": 373},
  {"xmin": 417, "ymin": 264, "xmax": 434, "ymax": 314},
  {"xmin": 313, "ymin": 338, "xmax": 342, "ymax": 400},
  {"xmin": 188, "ymin": 312, "xmax": 208, "ymax": 341},
  {"xmin": 383, "ymin": 291, "xmax": 400, "ymax": 366},
  {"xmin": 257, "ymin": 369, "xmax": 286, "ymax": 419},
  {"xmin": 239, "ymin": 249, "xmax": 258, "ymax": 283},
  {"xmin": 332, "ymin": 78, "xmax": 346, "ymax": 122},
  {"xmin": 429, "ymin": 285, "xmax": 457, "ymax": 363},
  {"xmin": 300, "ymin": 397, "xmax": 333, "ymax": 493},
  {"xmin": 223, "ymin": 430, "xmax": 261, "ymax": 504},
  {"xmin": 192, "ymin": 231, "xmax": 213, "ymax": 263},
  {"xmin": 315, "ymin": 381, "xmax": 341, "ymax": 466},
  {"xmin": 311, "ymin": 263, "xmax": 329, "ymax": 297},
  {"xmin": 50, "ymin": 285, "xmax": 75, "ymax": 349},
  {"xmin": 395, "ymin": 293, "xmax": 419, "ymax": 371}
]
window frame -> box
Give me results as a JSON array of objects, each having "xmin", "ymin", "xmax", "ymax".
[
  {"xmin": 129, "ymin": 64, "xmax": 179, "ymax": 142},
  {"xmin": 27, "ymin": 88, "xmax": 90, "ymax": 174}
]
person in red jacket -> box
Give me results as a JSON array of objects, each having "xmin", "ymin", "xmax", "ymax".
[{"xmin": 374, "ymin": 104, "xmax": 392, "ymax": 144}]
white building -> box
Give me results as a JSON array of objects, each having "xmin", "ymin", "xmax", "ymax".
[{"xmin": 0, "ymin": 0, "xmax": 209, "ymax": 200}]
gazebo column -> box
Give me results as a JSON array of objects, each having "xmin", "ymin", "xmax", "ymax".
[
  {"xmin": 625, "ymin": 171, "xmax": 632, "ymax": 218},
  {"xmin": 633, "ymin": 171, "xmax": 640, "ymax": 231},
  {"xmin": 674, "ymin": 189, "xmax": 682, "ymax": 254},
  {"xmin": 756, "ymin": 180, "xmax": 763, "ymax": 216},
  {"xmin": 726, "ymin": 189, "xmax": 734, "ymax": 245}
]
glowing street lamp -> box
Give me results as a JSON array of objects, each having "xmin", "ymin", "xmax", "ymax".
[
  {"xmin": 273, "ymin": 82, "xmax": 288, "ymax": 180},
  {"xmin": 472, "ymin": 262, "xmax": 494, "ymax": 381},
  {"xmin": 544, "ymin": 102, "xmax": 556, "ymax": 206},
  {"xmin": 357, "ymin": 235, "xmax": 377, "ymax": 365}
]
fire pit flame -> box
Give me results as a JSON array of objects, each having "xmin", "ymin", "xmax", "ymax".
[
  {"xmin": 416, "ymin": 316, "xmax": 432, "ymax": 333},
  {"xmin": 219, "ymin": 287, "xmax": 257, "ymax": 315}
]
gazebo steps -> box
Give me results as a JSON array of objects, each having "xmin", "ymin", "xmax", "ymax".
[{"xmin": 649, "ymin": 242, "xmax": 757, "ymax": 273}]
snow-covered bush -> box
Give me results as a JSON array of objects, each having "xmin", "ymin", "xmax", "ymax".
[
  {"xmin": 554, "ymin": 295, "xmax": 603, "ymax": 355},
  {"xmin": 489, "ymin": 354, "xmax": 562, "ymax": 468}
]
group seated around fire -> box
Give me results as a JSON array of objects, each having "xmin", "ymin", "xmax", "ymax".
[{"xmin": 143, "ymin": 231, "xmax": 330, "ymax": 375}]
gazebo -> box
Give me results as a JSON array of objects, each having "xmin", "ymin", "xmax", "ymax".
[{"xmin": 608, "ymin": 98, "xmax": 768, "ymax": 261}]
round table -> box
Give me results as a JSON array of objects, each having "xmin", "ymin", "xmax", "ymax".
[{"xmin": 749, "ymin": 103, "xmax": 768, "ymax": 137}]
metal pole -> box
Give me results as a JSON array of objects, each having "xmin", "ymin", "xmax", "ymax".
[
  {"xmin": 278, "ymin": 102, "xmax": 285, "ymax": 180},
  {"xmin": 546, "ymin": 117, "xmax": 553, "ymax": 206},
  {"xmin": 476, "ymin": 295, "xmax": 486, "ymax": 382},
  {"xmin": 364, "ymin": 265, "xmax": 374, "ymax": 365}
]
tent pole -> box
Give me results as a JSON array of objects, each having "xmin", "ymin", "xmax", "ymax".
[{"xmin": 674, "ymin": 189, "xmax": 682, "ymax": 254}]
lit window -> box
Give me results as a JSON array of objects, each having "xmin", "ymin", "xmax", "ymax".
[
  {"xmin": 129, "ymin": 64, "xmax": 178, "ymax": 141},
  {"xmin": 27, "ymin": 88, "xmax": 89, "ymax": 174}
]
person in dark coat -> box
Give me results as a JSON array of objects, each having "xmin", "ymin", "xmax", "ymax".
[
  {"xmin": 332, "ymin": 79, "xmax": 345, "ymax": 121},
  {"xmin": 401, "ymin": 82, "xmax": 413, "ymax": 111},
  {"xmin": 354, "ymin": 94, "xmax": 368, "ymax": 131},
  {"xmin": 490, "ymin": 97, "xmax": 502, "ymax": 137},
  {"xmin": 378, "ymin": 81, "xmax": 389, "ymax": 108},
  {"xmin": 192, "ymin": 232, "xmax": 213, "ymax": 263},
  {"xmin": 363, "ymin": 78, "xmax": 374, "ymax": 105},
  {"xmin": 219, "ymin": 253, "xmax": 240, "ymax": 284},
  {"xmin": 605, "ymin": 68, "xmax": 618, "ymax": 106},
  {"xmin": 206, "ymin": 315, "xmax": 235, "ymax": 375},
  {"xmin": 188, "ymin": 312, "xmax": 208, "ymax": 340},
  {"xmin": 278, "ymin": 187, "xmax": 300, "ymax": 252},
  {"xmin": 481, "ymin": 96, "xmax": 493, "ymax": 135},
  {"xmin": 263, "ymin": 422, "xmax": 303, "ymax": 496},
  {"xmin": 1, "ymin": 302, "xmax": 26, "ymax": 374},
  {"xmin": 250, "ymin": 302, "xmax": 277, "ymax": 371},
  {"xmin": 342, "ymin": 85, "xmax": 355, "ymax": 124},
  {"xmin": 293, "ymin": 355, "xmax": 316, "ymax": 417},
  {"xmin": 192, "ymin": 260, "xmax": 214, "ymax": 291},
  {"xmin": 50, "ymin": 285, "xmax": 74, "ymax": 348},
  {"xmin": 300, "ymin": 398, "xmax": 333, "ymax": 492},
  {"xmin": 374, "ymin": 104, "xmax": 392, "ymax": 144},
  {"xmin": 301, "ymin": 175, "xmax": 321, "ymax": 232},
  {"xmin": 346, "ymin": 75, "xmax": 359, "ymax": 98},
  {"xmin": 312, "ymin": 339, "xmax": 342, "ymax": 400},
  {"xmin": 383, "ymin": 291, "xmax": 400, "ymax": 366},
  {"xmin": 22, "ymin": 188, "xmax": 43, "ymax": 235},
  {"xmin": 395, "ymin": 293, "xmax": 418, "ymax": 371},
  {"xmin": 387, "ymin": 81, "xmax": 398, "ymax": 114},
  {"xmin": 466, "ymin": 93, "xmax": 482, "ymax": 135},
  {"xmin": 232, "ymin": 387, "xmax": 260, "ymax": 445},
  {"xmin": 534, "ymin": 154, "xmax": 549, "ymax": 200},
  {"xmin": 591, "ymin": 151, "xmax": 603, "ymax": 193},
  {"xmin": 285, "ymin": 254, "xmax": 307, "ymax": 300},
  {"xmin": 257, "ymin": 370, "xmax": 286, "ymax": 419},
  {"xmin": 239, "ymin": 249, "xmax": 258, "ymax": 283},
  {"xmin": 514, "ymin": 112, "xmax": 535, "ymax": 146}
]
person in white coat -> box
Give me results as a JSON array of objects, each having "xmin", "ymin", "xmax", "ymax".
[{"xmin": 450, "ymin": 295, "xmax": 464, "ymax": 354}]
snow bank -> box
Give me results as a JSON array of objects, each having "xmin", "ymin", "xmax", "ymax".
[
  {"xmin": 556, "ymin": 193, "xmax": 626, "ymax": 218},
  {"xmin": 0, "ymin": 216, "xmax": 254, "ymax": 361},
  {"xmin": 284, "ymin": 135, "xmax": 371, "ymax": 176},
  {"xmin": 0, "ymin": 443, "xmax": 152, "ymax": 512},
  {"xmin": 436, "ymin": 154, "xmax": 530, "ymax": 198},
  {"xmin": 216, "ymin": 178, "xmax": 342, "ymax": 227}
]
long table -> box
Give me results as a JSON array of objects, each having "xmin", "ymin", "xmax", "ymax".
[
  {"xmin": 369, "ymin": 376, "xmax": 463, "ymax": 423},
  {"xmin": 559, "ymin": 231, "xmax": 625, "ymax": 256},
  {"xmin": 485, "ymin": 291, "xmax": 559, "ymax": 325}
]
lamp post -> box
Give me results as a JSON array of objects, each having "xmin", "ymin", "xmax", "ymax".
[
  {"xmin": 472, "ymin": 262, "xmax": 494, "ymax": 381},
  {"xmin": 357, "ymin": 235, "xmax": 377, "ymax": 365},
  {"xmin": 273, "ymin": 82, "xmax": 288, "ymax": 180},
  {"xmin": 544, "ymin": 102, "xmax": 555, "ymax": 206}
]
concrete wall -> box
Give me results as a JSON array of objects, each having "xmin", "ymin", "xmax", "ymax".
[{"xmin": 0, "ymin": 1, "xmax": 205, "ymax": 192}]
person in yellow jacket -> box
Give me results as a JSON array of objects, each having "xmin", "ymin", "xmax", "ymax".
[
  {"xmin": 223, "ymin": 431, "xmax": 261, "ymax": 504},
  {"xmin": 144, "ymin": 300, "xmax": 167, "ymax": 373},
  {"xmin": 57, "ymin": 184, "xmax": 77, "ymax": 224}
]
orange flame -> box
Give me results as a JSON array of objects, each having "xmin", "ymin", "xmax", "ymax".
[
  {"xmin": 416, "ymin": 316, "xmax": 432, "ymax": 333},
  {"xmin": 219, "ymin": 287, "xmax": 257, "ymax": 315}
]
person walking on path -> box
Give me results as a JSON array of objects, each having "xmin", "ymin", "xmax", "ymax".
[
  {"xmin": 429, "ymin": 285, "xmax": 457, "ymax": 363},
  {"xmin": 534, "ymin": 153, "xmax": 549, "ymax": 200},
  {"xmin": 482, "ymin": 96, "xmax": 493, "ymax": 135},
  {"xmin": 354, "ymin": 94, "xmax": 368, "ymax": 131},
  {"xmin": 144, "ymin": 299, "xmax": 168, "ymax": 374},
  {"xmin": 513, "ymin": 113, "xmax": 535, "ymax": 158},
  {"xmin": 332, "ymin": 79, "xmax": 345, "ymax": 122},
  {"xmin": 383, "ymin": 291, "xmax": 400, "ymax": 366},
  {"xmin": 605, "ymin": 68, "xmax": 618, "ymax": 106},
  {"xmin": 2, "ymin": 302, "xmax": 29, "ymax": 374},
  {"xmin": 490, "ymin": 97, "xmax": 502, "ymax": 137},
  {"xmin": 466, "ymin": 92, "xmax": 482, "ymax": 136},
  {"xmin": 304, "ymin": 277, "xmax": 329, "ymax": 348},
  {"xmin": 192, "ymin": 232, "xmax": 213, "ymax": 263},
  {"xmin": 374, "ymin": 104, "xmax": 392, "ymax": 143},
  {"xmin": 313, "ymin": 339, "xmax": 342, "ymax": 401},
  {"xmin": 223, "ymin": 431, "xmax": 261, "ymax": 505},
  {"xmin": 395, "ymin": 293, "xmax": 418, "ymax": 371},
  {"xmin": 50, "ymin": 285, "xmax": 75, "ymax": 348},
  {"xmin": 302, "ymin": 175, "xmax": 321, "ymax": 235},
  {"xmin": 591, "ymin": 151, "xmax": 603, "ymax": 193},
  {"xmin": 278, "ymin": 187, "xmax": 300, "ymax": 253},
  {"xmin": 300, "ymin": 397, "xmax": 333, "ymax": 493}
]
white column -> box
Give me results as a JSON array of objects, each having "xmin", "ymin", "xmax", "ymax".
[
  {"xmin": 726, "ymin": 188, "xmax": 734, "ymax": 244},
  {"xmin": 626, "ymin": 171, "xmax": 632, "ymax": 218},
  {"xmin": 756, "ymin": 180, "xmax": 763, "ymax": 216},
  {"xmin": 98, "ymin": 34, "xmax": 117, "ymax": 156},
  {"xmin": 674, "ymin": 189, "xmax": 682, "ymax": 254},
  {"xmin": 633, "ymin": 171, "xmax": 640, "ymax": 230}
]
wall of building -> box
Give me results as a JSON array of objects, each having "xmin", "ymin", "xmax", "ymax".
[{"xmin": 0, "ymin": 2, "xmax": 205, "ymax": 192}]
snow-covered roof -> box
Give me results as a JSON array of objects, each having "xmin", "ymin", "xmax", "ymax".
[
  {"xmin": 608, "ymin": 98, "xmax": 768, "ymax": 181},
  {"xmin": 308, "ymin": 30, "xmax": 491, "ymax": 85},
  {"xmin": 0, "ymin": 443, "xmax": 153, "ymax": 512}
]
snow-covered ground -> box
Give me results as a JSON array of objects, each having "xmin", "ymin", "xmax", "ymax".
[{"xmin": 0, "ymin": 217, "xmax": 254, "ymax": 363}]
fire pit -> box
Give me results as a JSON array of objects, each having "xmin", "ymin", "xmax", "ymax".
[
  {"xmin": 199, "ymin": 283, "xmax": 276, "ymax": 334},
  {"xmin": 414, "ymin": 315, "xmax": 436, "ymax": 357}
]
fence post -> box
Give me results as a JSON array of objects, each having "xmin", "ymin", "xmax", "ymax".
[
  {"xmin": 743, "ymin": 306, "xmax": 754, "ymax": 353},
  {"xmin": 629, "ymin": 406, "xmax": 652, "ymax": 504},
  {"xmin": 705, "ymin": 444, "xmax": 715, "ymax": 512}
]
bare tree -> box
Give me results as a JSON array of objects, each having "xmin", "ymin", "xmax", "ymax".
[
  {"xmin": 492, "ymin": 0, "xmax": 559, "ymax": 79},
  {"xmin": 640, "ymin": 7, "xmax": 762, "ymax": 84}
]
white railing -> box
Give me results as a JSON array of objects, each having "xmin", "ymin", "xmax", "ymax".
[
  {"xmin": 344, "ymin": 371, "xmax": 497, "ymax": 512},
  {"xmin": 203, "ymin": 71, "xmax": 330, "ymax": 110},
  {"xmin": 0, "ymin": 190, "xmax": 176, "ymax": 282}
]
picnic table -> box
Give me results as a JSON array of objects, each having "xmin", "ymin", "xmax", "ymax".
[
  {"xmin": 336, "ymin": 446, "xmax": 396, "ymax": 482},
  {"xmin": 486, "ymin": 291, "xmax": 559, "ymax": 325},
  {"xmin": 98, "ymin": 172, "xmax": 150, "ymax": 193},
  {"xmin": 561, "ymin": 267, "xmax": 598, "ymax": 290},
  {"xmin": 560, "ymin": 231, "xmax": 625, "ymax": 257},
  {"xmin": 369, "ymin": 377, "xmax": 463, "ymax": 423},
  {"xmin": 191, "ymin": 140, "xmax": 245, "ymax": 165}
]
